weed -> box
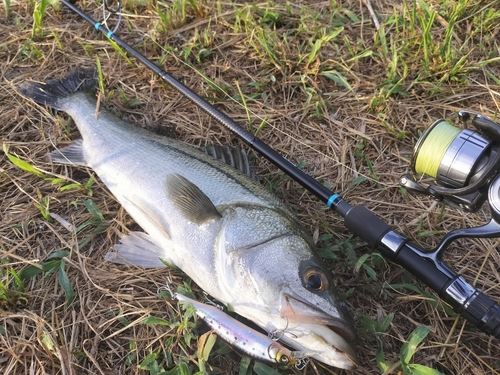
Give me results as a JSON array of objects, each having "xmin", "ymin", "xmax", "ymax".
[
  {"xmin": 109, "ymin": 39, "xmax": 133, "ymax": 65},
  {"xmin": 179, "ymin": 27, "xmax": 215, "ymax": 64},
  {"xmin": 352, "ymin": 138, "xmax": 379, "ymax": 183},
  {"xmin": 17, "ymin": 199, "xmax": 108, "ymax": 304},
  {"xmin": 361, "ymin": 313, "xmax": 444, "ymax": 374},
  {"xmin": 51, "ymin": 30, "xmax": 66, "ymax": 57},
  {"xmin": 76, "ymin": 199, "xmax": 109, "ymax": 249},
  {"xmin": 3, "ymin": 0, "xmax": 10, "ymax": 17},
  {"xmin": 96, "ymin": 55, "xmax": 107, "ymax": 95},
  {"xmin": 305, "ymin": 27, "xmax": 344, "ymax": 69},
  {"xmin": 31, "ymin": 0, "xmax": 59, "ymax": 39},
  {"xmin": 156, "ymin": 0, "xmax": 193, "ymax": 31},
  {"xmin": 20, "ymin": 39, "xmax": 44, "ymax": 62},
  {"xmin": 20, "ymin": 249, "xmax": 75, "ymax": 304},
  {"xmin": 0, "ymin": 257, "xmax": 27, "ymax": 310},
  {"xmin": 399, "ymin": 327, "xmax": 444, "ymax": 375},
  {"xmin": 321, "ymin": 70, "xmax": 353, "ymax": 92},
  {"xmin": 3, "ymin": 144, "xmax": 94, "ymax": 196},
  {"xmin": 234, "ymin": 80, "xmax": 253, "ymax": 131},
  {"xmin": 34, "ymin": 193, "xmax": 51, "ymax": 221},
  {"xmin": 117, "ymin": 87, "xmax": 142, "ymax": 108}
]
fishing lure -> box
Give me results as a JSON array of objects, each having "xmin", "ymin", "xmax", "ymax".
[{"xmin": 158, "ymin": 283, "xmax": 312, "ymax": 369}]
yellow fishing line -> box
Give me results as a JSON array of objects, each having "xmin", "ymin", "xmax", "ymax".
[{"xmin": 414, "ymin": 120, "xmax": 461, "ymax": 178}]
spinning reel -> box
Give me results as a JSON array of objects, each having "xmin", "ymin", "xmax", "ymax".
[
  {"xmin": 401, "ymin": 110, "xmax": 500, "ymax": 213},
  {"xmin": 400, "ymin": 111, "xmax": 500, "ymax": 255}
]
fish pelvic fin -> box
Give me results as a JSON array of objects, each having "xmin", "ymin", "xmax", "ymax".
[
  {"xmin": 165, "ymin": 173, "xmax": 221, "ymax": 224},
  {"xmin": 19, "ymin": 67, "xmax": 97, "ymax": 111},
  {"xmin": 105, "ymin": 231, "xmax": 173, "ymax": 268},
  {"xmin": 47, "ymin": 139, "xmax": 88, "ymax": 166}
]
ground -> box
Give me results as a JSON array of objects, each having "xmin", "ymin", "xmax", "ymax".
[{"xmin": 1, "ymin": 1, "xmax": 500, "ymax": 374}]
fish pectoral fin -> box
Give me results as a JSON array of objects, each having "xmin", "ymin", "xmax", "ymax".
[
  {"xmin": 165, "ymin": 173, "xmax": 221, "ymax": 225},
  {"xmin": 105, "ymin": 231, "xmax": 173, "ymax": 268},
  {"xmin": 48, "ymin": 139, "xmax": 88, "ymax": 166}
]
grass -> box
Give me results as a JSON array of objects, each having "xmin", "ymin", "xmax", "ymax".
[{"xmin": 1, "ymin": 0, "xmax": 500, "ymax": 374}]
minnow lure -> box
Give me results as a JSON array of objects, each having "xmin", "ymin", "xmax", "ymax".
[{"xmin": 158, "ymin": 284, "xmax": 313, "ymax": 369}]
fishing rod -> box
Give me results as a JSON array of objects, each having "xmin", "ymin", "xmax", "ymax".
[{"xmin": 59, "ymin": 0, "xmax": 500, "ymax": 339}]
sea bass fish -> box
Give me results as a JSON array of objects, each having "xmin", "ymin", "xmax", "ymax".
[{"xmin": 20, "ymin": 68, "xmax": 357, "ymax": 369}]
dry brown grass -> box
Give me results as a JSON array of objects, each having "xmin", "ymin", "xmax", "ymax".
[{"xmin": 1, "ymin": 1, "xmax": 500, "ymax": 374}]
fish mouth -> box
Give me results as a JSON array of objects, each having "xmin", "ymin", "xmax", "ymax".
[
  {"xmin": 326, "ymin": 321, "xmax": 357, "ymax": 345},
  {"xmin": 280, "ymin": 292, "xmax": 358, "ymax": 369}
]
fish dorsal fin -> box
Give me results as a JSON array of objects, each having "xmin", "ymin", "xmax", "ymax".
[
  {"xmin": 202, "ymin": 144, "xmax": 259, "ymax": 182},
  {"xmin": 166, "ymin": 174, "xmax": 221, "ymax": 225},
  {"xmin": 47, "ymin": 139, "xmax": 88, "ymax": 166}
]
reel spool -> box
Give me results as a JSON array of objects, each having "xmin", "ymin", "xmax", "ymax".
[{"xmin": 401, "ymin": 110, "xmax": 500, "ymax": 212}]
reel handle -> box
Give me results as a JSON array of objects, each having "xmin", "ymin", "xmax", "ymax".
[{"xmin": 340, "ymin": 204, "xmax": 500, "ymax": 339}]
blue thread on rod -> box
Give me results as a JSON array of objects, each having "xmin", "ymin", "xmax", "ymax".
[
  {"xmin": 107, "ymin": 31, "xmax": 113, "ymax": 38},
  {"xmin": 326, "ymin": 194, "xmax": 339, "ymax": 207},
  {"xmin": 94, "ymin": 22, "xmax": 101, "ymax": 30}
]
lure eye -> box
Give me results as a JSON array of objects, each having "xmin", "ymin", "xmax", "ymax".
[
  {"xmin": 304, "ymin": 268, "xmax": 329, "ymax": 291},
  {"xmin": 269, "ymin": 343, "xmax": 291, "ymax": 365},
  {"xmin": 279, "ymin": 355, "xmax": 290, "ymax": 365}
]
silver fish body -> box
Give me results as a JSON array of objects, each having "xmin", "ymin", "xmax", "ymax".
[{"xmin": 20, "ymin": 68, "xmax": 357, "ymax": 369}]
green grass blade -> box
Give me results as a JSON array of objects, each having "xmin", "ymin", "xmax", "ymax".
[
  {"xmin": 321, "ymin": 70, "xmax": 353, "ymax": 91},
  {"xmin": 3, "ymin": 0, "xmax": 10, "ymax": 17},
  {"xmin": 376, "ymin": 336, "xmax": 391, "ymax": 372},
  {"xmin": 58, "ymin": 259, "xmax": 75, "ymax": 304},
  {"xmin": 83, "ymin": 199, "xmax": 105, "ymax": 222},
  {"xmin": 140, "ymin": 316, "xmax": 172, "ymax": 326},
  {"xmin": 19, "ymin": 265, "xmax": 45, "ymax": 280},
  {"xmin": 400, "ymin": 326, "xmax": 431, "ymax": 365},
  {"xmin": 239, "ymin": 356, "xmax": 252, "ymax": 375},
  {"xmin": 3, "ymin": 144, "xmax": 45, "ymax": 178},
  {"xmin": 404, "ymin": 364, "xmax": 445, "ymax": 375},
  {"xmin": 253, "ymin": 362, "xmax": 281, "ymax": 375}
]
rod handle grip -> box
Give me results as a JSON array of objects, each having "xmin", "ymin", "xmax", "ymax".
[
  {"xmin": 343, "ymin": 205, "xmax": 391, "ymax": 248},
  {"xmin": 343, "ymin": 204, "xmax": 500, "ymax": 340},
  {"xmin": 459, "ymin": 291, "xmax": 500, "ymax": 339}
]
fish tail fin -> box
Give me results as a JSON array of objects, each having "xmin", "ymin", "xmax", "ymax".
[{"xmin": 19, "ymin": 67, "xmax": 97, "ymax": 111}]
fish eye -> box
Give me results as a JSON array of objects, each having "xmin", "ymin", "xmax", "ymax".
[{"xmin": 304, "ymin": 268, "xmax": 329, "ymax": 291}]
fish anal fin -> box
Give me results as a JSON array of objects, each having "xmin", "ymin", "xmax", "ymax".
[
  {"xmin": 48, "ymin": 139, "xmax": 87, "ymax": 166},
  {"xmin": 105, "ymin": 231, "xmax": 172, "ymax": 268},
  {"xmin": 166, "ymin": 173, "xmax": 221, "ymax": 225}
]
